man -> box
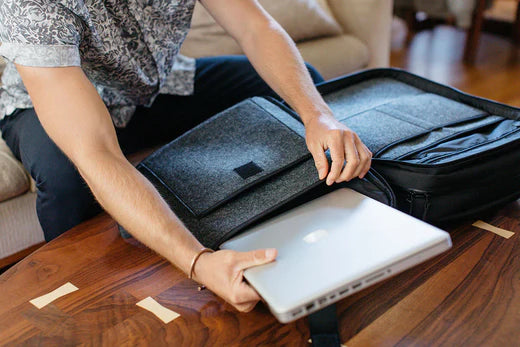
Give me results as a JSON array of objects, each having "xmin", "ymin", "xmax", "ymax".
[{"xmin": 0, "ymin": 0, "xmax": 372, "ymax": 312}]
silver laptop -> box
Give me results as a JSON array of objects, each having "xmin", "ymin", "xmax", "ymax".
[{"xmin": 220, "ymin": 188, "xmax": 452, "ymax": 323}]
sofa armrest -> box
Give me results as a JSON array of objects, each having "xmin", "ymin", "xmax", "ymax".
[{"xmin": 328, "ymin": 0, "xmax": 393, "ymax": 68}]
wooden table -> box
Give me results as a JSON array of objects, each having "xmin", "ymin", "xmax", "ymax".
[{"xmin": 0, "ymin": 198, "xmax": 519, "ymax": 346}]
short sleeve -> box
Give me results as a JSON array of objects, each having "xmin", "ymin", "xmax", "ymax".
[{"xmin": 0, "ymin": 0, "xmax": 83, "ymax": 67}]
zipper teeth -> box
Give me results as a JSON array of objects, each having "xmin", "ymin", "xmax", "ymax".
[{"xmin": 420, "ymin": 127, "xmax": 520, "ymax": 164}]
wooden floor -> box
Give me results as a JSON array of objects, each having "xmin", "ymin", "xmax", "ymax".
[
  {"xmin": 1, "ymin": 26, "xmax": 520, "ymax": 346},
  {"xmin": 391, "ymin": 25, "xmax": 520, "ymax": 106}
]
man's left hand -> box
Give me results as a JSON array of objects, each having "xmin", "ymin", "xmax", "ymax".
[{"xmin": 304, "ymin": 113, "xmax": 372, "ymax": 185}]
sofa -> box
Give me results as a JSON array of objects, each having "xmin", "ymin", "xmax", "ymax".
[{"xmin": 0, "ymin": 0, "xmax": 393, "ymax": 266}]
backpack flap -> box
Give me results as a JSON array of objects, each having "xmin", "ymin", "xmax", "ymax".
[{"xmin": 136, "ymin": 97, "xmax": 394, "ymax": 248}]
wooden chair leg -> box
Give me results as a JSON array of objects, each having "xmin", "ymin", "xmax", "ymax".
[
  {"xmin": 463, "ymin": 0, "xmax": 487, "ymax": 64},
  {"xmin": 405, "ymin": 9, "xmax": 417, "ymax": 44}
]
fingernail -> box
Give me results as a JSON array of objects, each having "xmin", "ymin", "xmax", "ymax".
[{"xmin": 266, "ymin": 249, "xmax": 276, "ymax": 259}]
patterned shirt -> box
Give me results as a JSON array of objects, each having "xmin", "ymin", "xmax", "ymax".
[{"xmin": 0, "ymin": 0, "xmax": 197, "ymax": 127}]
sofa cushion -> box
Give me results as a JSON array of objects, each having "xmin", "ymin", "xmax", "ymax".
[
  {"xmin": 327, "ymin": 0, "xmax": 393, "ymax": 68},
  {"xmin": 296, "ymin": 34, "xmax": 369, "ymax": 80},
  {"xmin": 0, "ymin": 191, "xmax": 44, "ymax": 260},
  {"xmin": 181, "ymin": 0, "xmax": 343, "ymax": 57},
  {"xmin": 315, "ymin": 0, "xmax": 337, "ymax": 18},
  {"xmin": 0, "ymin": 135, "xmax": 30, "ymax": 203}
]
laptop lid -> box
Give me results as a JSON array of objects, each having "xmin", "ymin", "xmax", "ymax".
[{"xmin": 220, "ymin": 188, "xmax": 452, "ymax": 323}]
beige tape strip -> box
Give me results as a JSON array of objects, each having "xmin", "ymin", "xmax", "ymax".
[
  {"xmin": 136, "ymin": 296, "xmax": 180, "ymax": 324},
  {"xmin": 473, "ymin": 220, "xmax": 515, "ymax": 239},
  {"xmin": 30, "ymin": 282, "xmax": 79, "ymax": 309}
]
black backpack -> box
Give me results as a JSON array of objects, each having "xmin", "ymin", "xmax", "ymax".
[{"xmin": 316, "ymin": 68, "xmax": 520, "ymax": 224}]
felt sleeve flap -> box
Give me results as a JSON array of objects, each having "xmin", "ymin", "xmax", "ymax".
[{"xmin": 137, "ymin": 99, "xmax": 311, "ymax": 218}]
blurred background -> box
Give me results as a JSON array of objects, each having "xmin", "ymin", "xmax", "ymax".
[{"xmin": 391, "ymin": 0, "xmax": 520, "ymax": 107}]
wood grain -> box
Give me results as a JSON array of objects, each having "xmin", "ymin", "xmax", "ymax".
[
  {"xmin": 0, "ymin": 242, "xmax": 45, "ymax": 270},
  {"xmin": 1, "ymin": 26, "xmax": 520, "ymax": 346}
]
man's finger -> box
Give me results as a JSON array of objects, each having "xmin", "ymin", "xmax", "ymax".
[
  {"xmin": 229, "ymin": 280, "xmax": 263, "ymax": 305},
  {"xmin": 360, "ymin": 150, "xmax": 372, "ymax": 178},
  {"xmin": 336, "ymin": 134, "xmax": 359, "ymax": 183},
  {"xmin": 236, "ymin": 248, "xmax": 277, "ymax": 271},
  {"xmin": 234, "ymin": 300, "xmax": 259, "ymax": 313},
  {"xmin": 326, "ymin": 136, "xmax": 345, "ymax": 185},
  {"xmin": 356, "ymin": 139, "xmax": 372, "ymax": 179},
  {"xmin": 352, "ymin": 138, "xmax": 369, "ymax": 179},
  {"xmin": 308, "ymin": 143, "xmax": 329, "ymax": 180}
]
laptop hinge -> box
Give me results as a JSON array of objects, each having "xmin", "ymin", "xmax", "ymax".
[{"xmin": 308, "ymin": 304, "xmax": 341, "ymax": 347}]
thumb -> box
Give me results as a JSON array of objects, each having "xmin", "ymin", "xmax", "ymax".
[{"xmin": 236, "ymin": 248, "xmax": 277, "ymax": 270}]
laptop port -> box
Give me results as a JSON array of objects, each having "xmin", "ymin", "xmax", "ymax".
[
  {"xmin": 292, "ymin": 309, "xmax": 302, "ymax": 317},
  {"xmin": 352, "ymin": 282, "xmax": 362, "ymax": 290},
  {"xmin": 306, "ymin": 303, "xmax": 315, "ymax": 311},
  {"xmin": 329, "ymin": 294, "xmax": 336, "ymax": 300},
  {"xmin": 318, "ymin": 297, "xmax": 327, "ymax": 305},
  {"xmin": 339, "ymin": 288, "xmax": 349, "ymax": 295},
  {"xmin": 365, "ymin": 272, "xmax": 385, "ymax": 284}
]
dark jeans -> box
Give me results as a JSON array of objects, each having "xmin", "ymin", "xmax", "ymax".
[{"xmin": 0, "ymin": 55, "xmax": 324, "ymax": 242}]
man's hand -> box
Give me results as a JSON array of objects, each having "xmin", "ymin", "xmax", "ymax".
[
  {"xmin": 193, "ymin": 248, "xmax": 277, "ymax": 312},
  {"xmin": 201, "ymin": 0, "xmax": 372, "ymax": 185},
  {"xmin": 305, "ymin": 113, "xmax": 372, "ymax": 185}
]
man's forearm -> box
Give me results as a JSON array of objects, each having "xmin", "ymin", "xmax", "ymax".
[
  {"xmin": 16, "ymin": 65, "xmax": 204, "ymax": 276},
  {"xmin": 76, "ymin": 150, "xmax": 203, "ymax": 274},
  {"xmin": 237, "ymin": 20, "xmax": 330, "ymax": 124},
  {"xmin": 232, "ymin": 13, "xmax": 372, "ymax": 184}
]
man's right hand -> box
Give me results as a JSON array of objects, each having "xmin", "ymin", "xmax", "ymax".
[{"xmin": 192, "ymin": 248, "xmax": 278, "ymax": 312}]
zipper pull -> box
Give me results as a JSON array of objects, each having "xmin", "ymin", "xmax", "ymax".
[
  {"xmin": 406, "ymin": 190, "xmax": 431, "ymax": 220},
  {"xmin": 407, "ymin": 190, "xmax": 416, "ymax": 215}
]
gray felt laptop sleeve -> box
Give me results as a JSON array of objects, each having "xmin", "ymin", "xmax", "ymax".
[
  {"xmin": 129, "ymin": 68, "xmax": 520, "ymax": 246},
  {"xmin": 133, "ymin": 96, "xmax": 394, "ymax": 249}
]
